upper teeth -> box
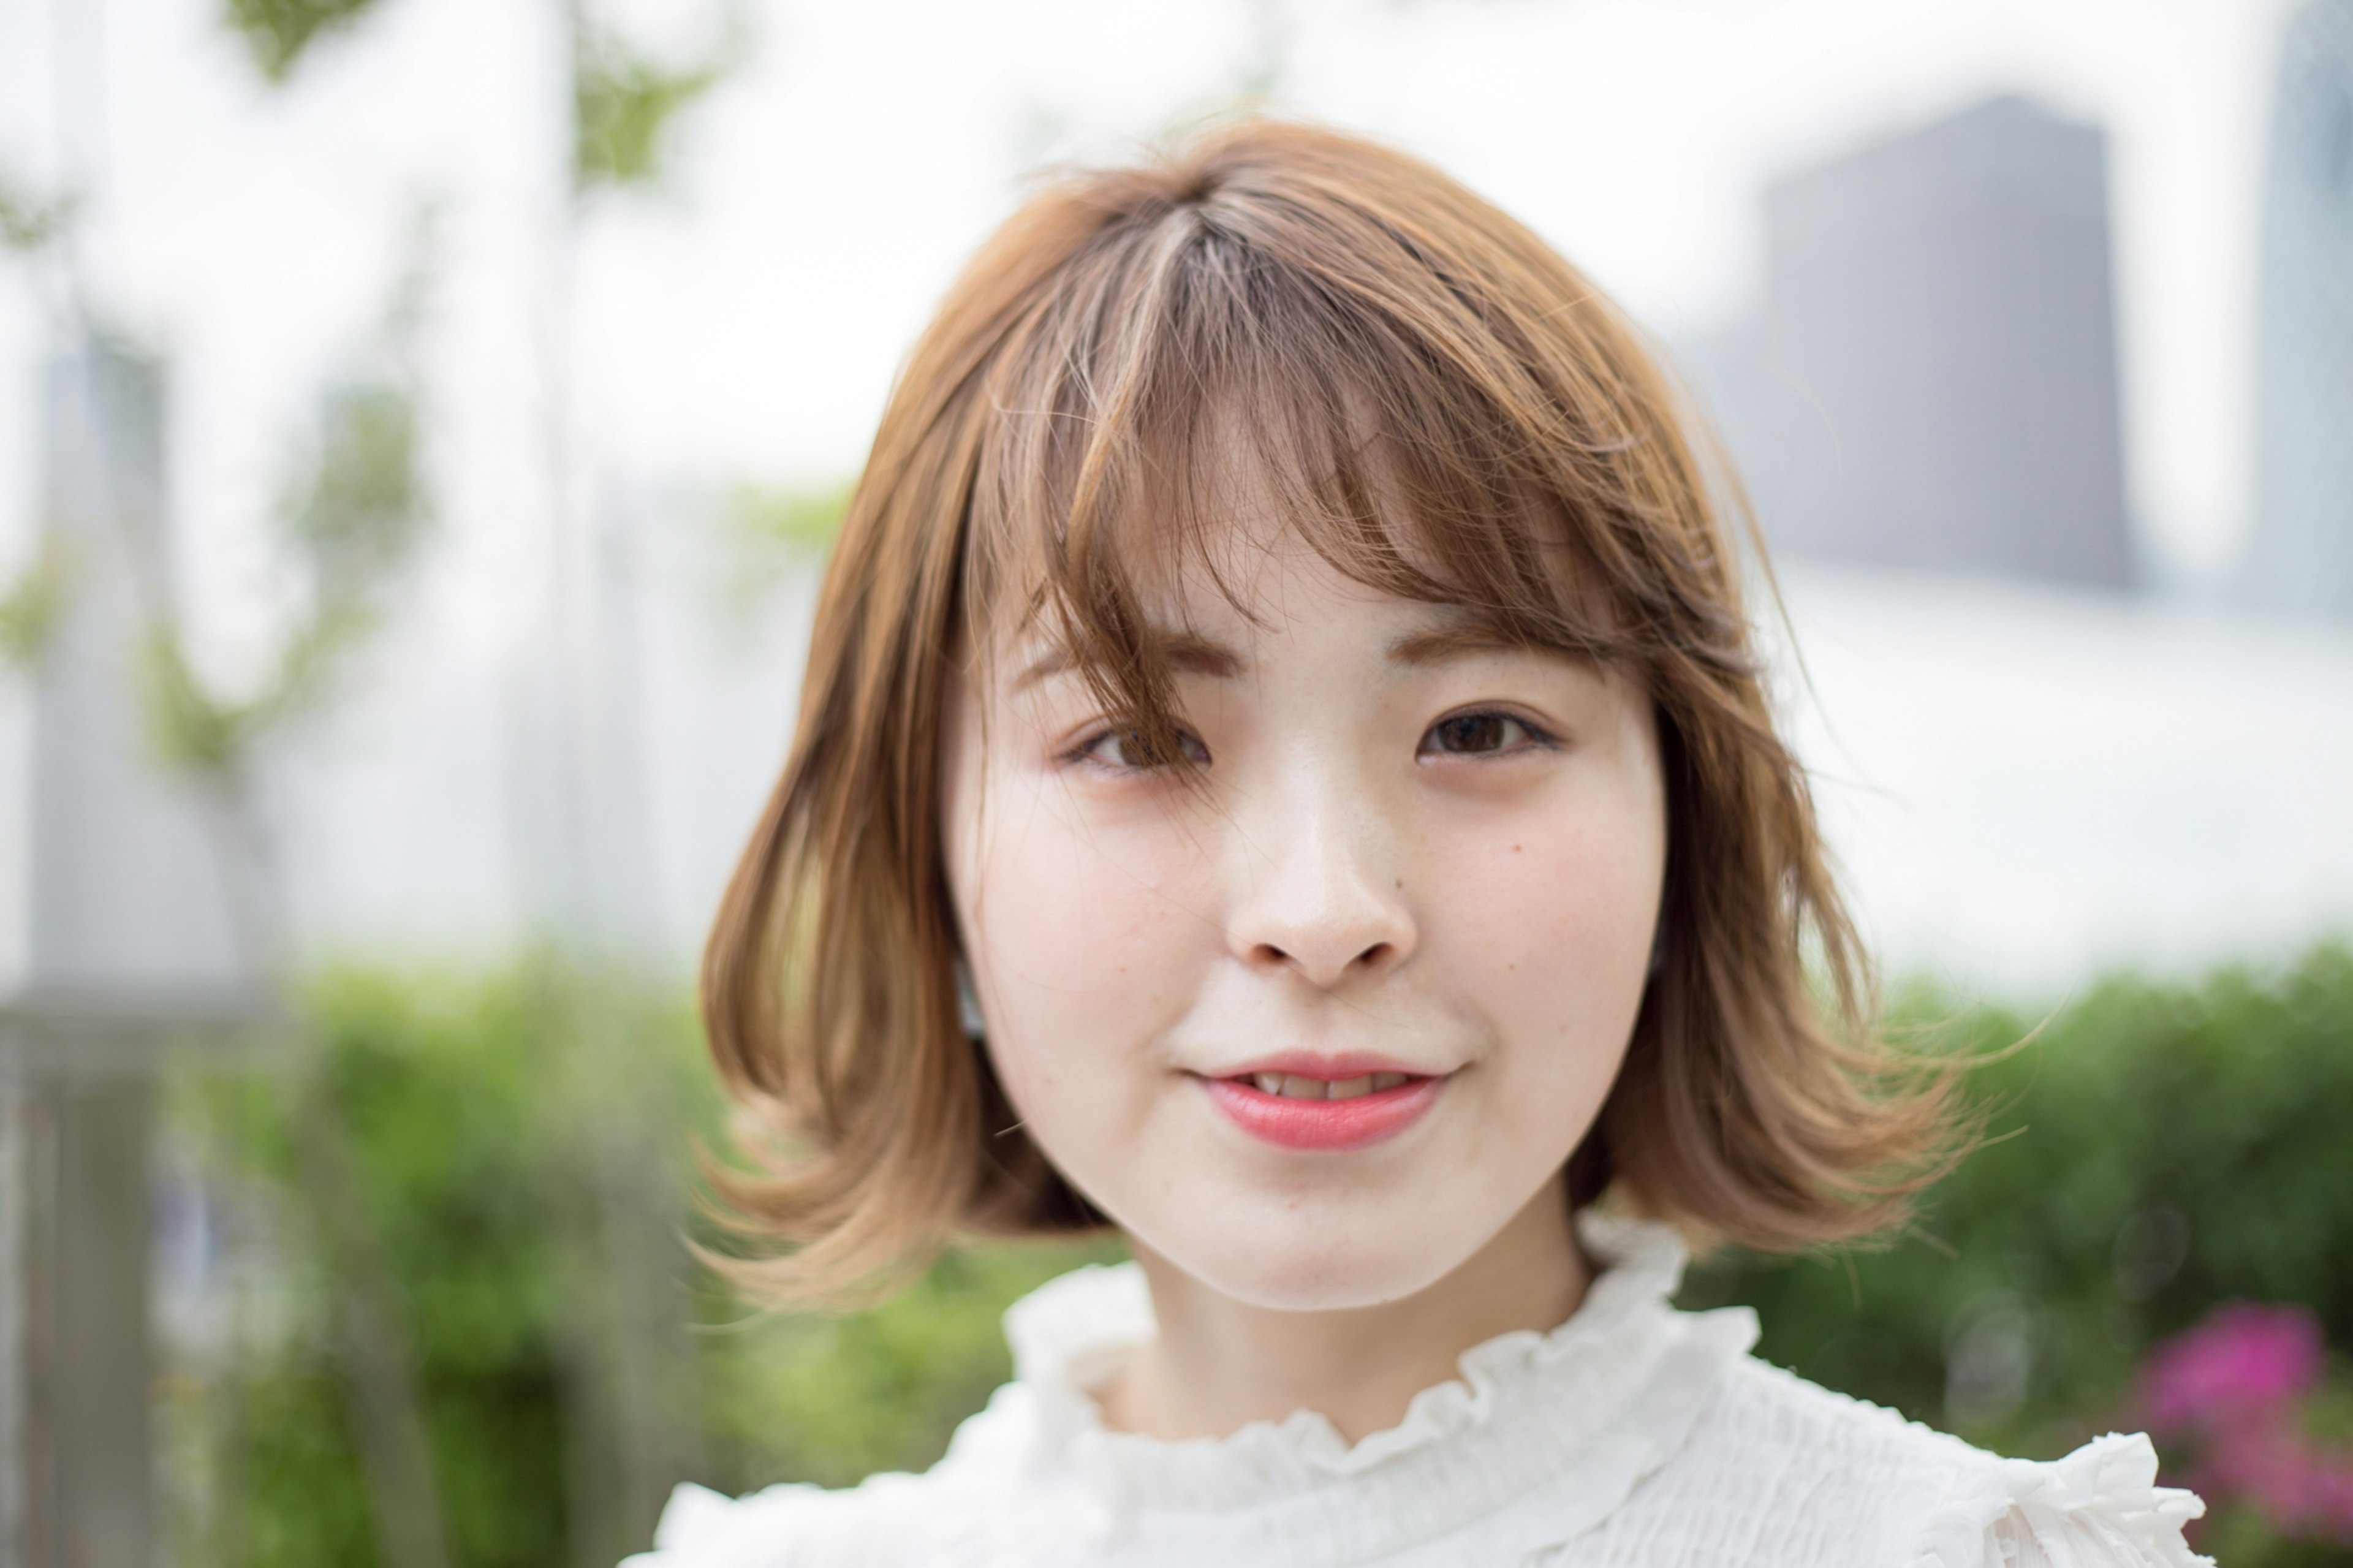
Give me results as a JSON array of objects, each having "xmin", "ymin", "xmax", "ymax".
[{"xmin": 1250, "ymin": 1072, "xmax": 1409, "ymax": 1099}]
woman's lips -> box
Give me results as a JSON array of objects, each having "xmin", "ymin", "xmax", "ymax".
[{"xmin": 1200, "ymin": 1071, "xmax": 1446, "ymax": 1151}]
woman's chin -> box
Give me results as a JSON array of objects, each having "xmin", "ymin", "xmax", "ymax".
[{"xmin": 1144, "ymin": 1216, "xmax": 1479, "ymax": 1314}]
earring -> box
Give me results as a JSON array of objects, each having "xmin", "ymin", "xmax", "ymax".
[{"xmin": 954, "ymin": 958, "xmax": 986, "ymax": 1040}]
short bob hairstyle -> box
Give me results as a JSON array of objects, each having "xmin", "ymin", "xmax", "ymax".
[{"xmin": 704, "ymin": 119, "xmax": 1952, "ymax": 1303}]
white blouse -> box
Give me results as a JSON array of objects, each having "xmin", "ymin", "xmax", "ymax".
[{"xmin": 626, "ymin": 1214, "xmax": 2210, "ymax": 1567}]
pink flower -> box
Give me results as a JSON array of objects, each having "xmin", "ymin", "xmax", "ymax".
[
  {"xmin": 2319, "ymin": 1458, "xmax": 2353, "ymax": 1537},
  {"xmin": 2140, "ymin": 1303, "xmax": 2325, "ymax": 1435},
  {"xmin": 2137, "ymin": 1302, "xmax": 2353, "ymax": 1546}
]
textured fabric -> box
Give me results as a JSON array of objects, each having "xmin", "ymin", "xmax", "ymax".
[{"xmin": 624, "ymin": 1215, "xmax": 2209, "ymax": 1567}]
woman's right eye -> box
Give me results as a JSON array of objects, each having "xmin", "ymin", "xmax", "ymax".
[{"xmin": 1078, "ymin": 725, "xmax": 1211, "ymax": 770}]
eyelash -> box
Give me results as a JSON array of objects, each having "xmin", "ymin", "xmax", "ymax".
[
  {"xmin": 1066, "ymin": 708, "xmax": 1559, "ymax": 772},
  {"xmin": 1069, "ymin": 725, "xmax": 1212, "ymax": 771},
  {"xmin": 1418, "ymin": 708, "xmax": 1559, "ymax": 759}
]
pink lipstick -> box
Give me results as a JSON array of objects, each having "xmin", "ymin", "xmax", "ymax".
[{"xmin": 1199, "ymin": 1055, "xmax": 1446, "ymax": 1150}]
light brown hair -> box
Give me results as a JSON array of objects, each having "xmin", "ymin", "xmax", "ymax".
[{"xmin": 703, "ymin": 118, "xmax": 1953, "ymax": 1303}]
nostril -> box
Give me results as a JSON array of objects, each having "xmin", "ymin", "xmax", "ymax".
[{"xmin": 1251, "ymin": 939, "xmax": 1396, "ymax": 982}]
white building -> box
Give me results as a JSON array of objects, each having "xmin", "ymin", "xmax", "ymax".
[
  {"xmin": 2246, "ymin": 0, "xmax": 2353, "ymax": 621},
  {"xmin": 263, "ymin": 522, "xmax": 2353, "ymax": 1001}
]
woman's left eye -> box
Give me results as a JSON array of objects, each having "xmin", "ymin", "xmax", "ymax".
[{"xmin": 1419, "ymin": 710, "xmax": 1548, "ymax": 757}]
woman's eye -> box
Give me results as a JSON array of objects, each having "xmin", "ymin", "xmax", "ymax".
[
  {"xmin": 1080, "ymin": 725, "xmax": 1210, "ymax": 770},
  {"xmin": 1421, "ymin": 711, "xmax": 1544, "ymax": 757}
]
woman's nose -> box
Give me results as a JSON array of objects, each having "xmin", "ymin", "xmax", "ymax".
[{"xmin": 1223, "ymin": 775, "xmax": 1417, "ymax": 990}]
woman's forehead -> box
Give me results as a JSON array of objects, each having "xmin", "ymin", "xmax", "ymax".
[
  {"xmin": 959, "ymin": 381, "xmax": 1639, "ymax": 720},
  {"xmin": 990, "ymin": 578, "xmax": 1597, "ymax": 702},
  {"xmin": 979, "ymin": 507, "xmax": 1395, "ymax": 653}
]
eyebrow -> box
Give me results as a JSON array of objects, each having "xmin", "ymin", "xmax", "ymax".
[
  {"xmin": 1385, "ymin": 609, "xmax": 1555, "ymax": 668},
  {"xmin": 1012, "ymin": 632, "xmax": 1245, "ymax": 691},
  {"xmin": 1012, "ymin": 610, "xmax": 1569, "ymax": 691}
]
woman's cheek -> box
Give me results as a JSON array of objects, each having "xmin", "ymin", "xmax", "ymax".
[
  {"xmin": 973, "ymin": 788, "xmax": 1208, "ymax": 1074},
  {"xmin": 976, "ymin": 815, "xmax": 1210, "ymax": 1216},
  {"xmin": 1440, "ymin": 791, "xmax": 1662, "ymax": 1042}
]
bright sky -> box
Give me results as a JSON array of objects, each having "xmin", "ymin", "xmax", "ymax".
[{"xmin": 0, "ymin": 0, "xmax": 2309, "ymax": 618}]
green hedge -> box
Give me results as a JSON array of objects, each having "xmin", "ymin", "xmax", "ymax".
[
  {"xmin": 1683, "ymin": 947, "xmax": 2353, "ymax": 1562},
  {"xmin": 167, "ymin": 946, "xmax": 2353, "ymax": 1565}
]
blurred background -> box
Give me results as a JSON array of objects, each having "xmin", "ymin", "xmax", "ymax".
[{"xmin": 0, "ymin": 0, "xmax": 2349, "ymax": 1563}]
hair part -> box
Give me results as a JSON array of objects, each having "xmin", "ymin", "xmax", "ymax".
[{"xmin": 702, "ymin": 118, "xmax": 1959, "ymax": 1306}]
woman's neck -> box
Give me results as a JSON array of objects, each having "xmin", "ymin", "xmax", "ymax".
[{"xmin": 1096, "ymin": 1183, "xmax": 1590, "ymax": 1445}]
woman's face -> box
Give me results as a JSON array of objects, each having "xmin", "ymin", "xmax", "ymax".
[{"xmin": 941, "ymin": 513, "xmax": 1667, "ymax": 1312}]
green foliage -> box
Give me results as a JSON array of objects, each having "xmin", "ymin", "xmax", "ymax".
[
  {"xmin": 222, "ymin": 0, "xmax": 389, "ymax": 83},
  {"xmin": 0, "ymin": 165, "xmax": 72, "ymax": 252},
  {"xmin": 1681, "ymin": 945, "xmax": 2353, "ymax": 1561},
  {"xmin": 700, "ymin": 1243, "xmax": 1121, "ymax": 1491},
  {"xmin": 687, "ymin": 475, "xmax": 852, "ymax": 645},
  {"xmin": 145, "ymin": 216, "xmax": 434, "ymax": 779},
  {"xmin": 574, "ymin": 13, "xmax": 749, "ymax": 195},
  {"xmin": 237, "ymin": 1371, "xmax": 381, "ymax": 1567},
  {"xmin": 0, "ymin": 532, "xmax": 72, "ymax": 668},
  {"xmin": 699, "ymin": 479, "xmax": 851, "ymax": 635},
  {"xmin": 171, "ymin": 958, "xmax": 1116, "ymax": 1566},
  {"xmin": 144, "ymin": 624, "xmax": 270, "ymax": 777},
  {"xmin": 726, "ymin": 481, "xmax": 852, "ymax": 559},
  {"xmin": 282, "ymin": 382, "xmax": 427, "ymax": 595},
  {"xmin": 170, "ymin": 947, "xmax": 2353, "ymax": 1562},
  {"xmin": 176, "ymin": 963, "xmax": 655, "ymax": 1567}
]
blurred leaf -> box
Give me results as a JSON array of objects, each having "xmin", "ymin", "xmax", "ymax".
[
  {"xmin": 281, "ymin": 380, "xmax": 428, "ymax": 603},
  {"xmin": 166, "ymin": 956, "xmax": 1120, "ymax": 1562},
  {"xmin": 222, "ymin": 0, "xmax": 390, "ymax": 83},
  {"xmin": 0, "ymin": 532, "xmax": 73, "ymax": 668},
  {"xmin": 142, "ymin": 208, "xmax": 436, "ymax": 779},
  {"xmin": 0, "ymin": 167, "xmax": 72, "ymax": 252},
  {"xmin": 143, "ymin": 627, "xmax": 250, "ymax": 775},
  {"xmin": 172, "ymin": 961, "xmax": 598, "ymax": 1568},
  {"xmin": 697, "ymin": 1240, "xmax": 1123, "ymax": 1490},
  {"xmin": 729, "ymin": 480, "xmax": 851, "ymax": 558},
  {"xmin": 697, "ymin": 479, "xmax": 850, "ymax": 642},
  {"xmin": 167, "ymin": 946, "xmax": 2353, "ymax": 1566},
  {"xmin": 1681, "ymin": 945, "xmax": 2353, "ymax": 1564},
  {"xmin": 573, "ymin": 12, "xmax": 749, "ymax": 194}
]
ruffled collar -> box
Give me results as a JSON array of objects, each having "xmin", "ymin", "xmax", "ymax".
[{"xmin": 988, "ymin": 1211, "xmax": 1761, "ymax": 1566}]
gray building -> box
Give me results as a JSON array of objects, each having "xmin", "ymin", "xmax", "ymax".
[
  {"xmin": 2246, "ymin": 0, "xmax": 2353, "ymax": 621},
  {"xmin": 1689, "ymin": 94, "xmax": 2135, "ymax": 588},
  {"xmin": 1, "ymin": 333, "xmax": 259, "ymax": 1568}
]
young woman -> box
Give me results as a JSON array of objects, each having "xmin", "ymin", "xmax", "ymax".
[{"xmin": 634, "ymin": 121, "xmax": 2208, "ymax": 1566}]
